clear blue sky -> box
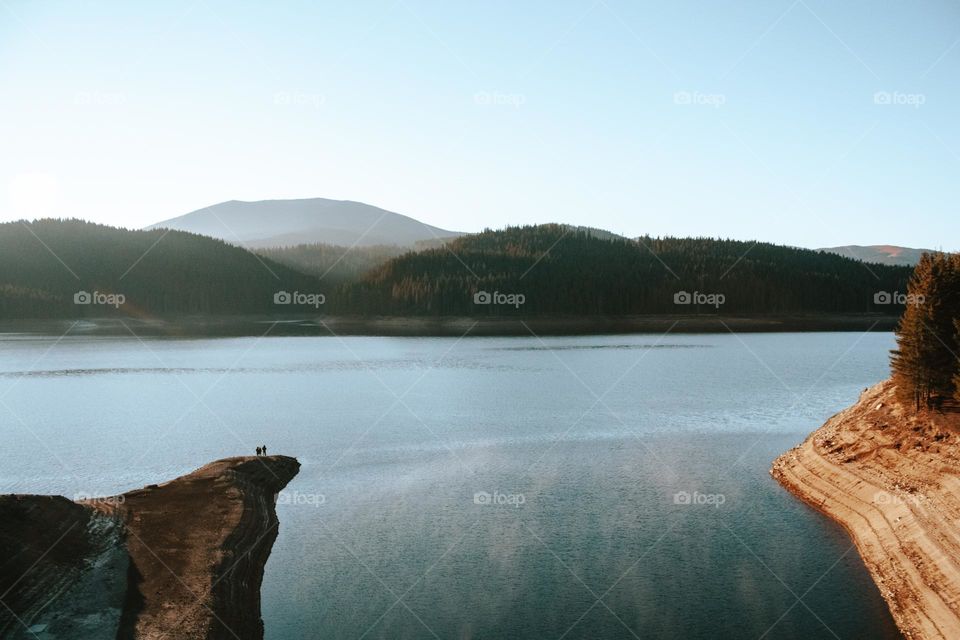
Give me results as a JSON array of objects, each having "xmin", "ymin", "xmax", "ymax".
[{"xmin": 1, "ymin": 0, "xmax": 958, "ymax": 249}]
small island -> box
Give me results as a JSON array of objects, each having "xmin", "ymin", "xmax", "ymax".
[
  {"xmin": 0, "ymin": 456, "xmax": 300, "ymax": 639},
  {"xmin": 773, "ymin": 253, "xmax": 960, "ymax": 640}
]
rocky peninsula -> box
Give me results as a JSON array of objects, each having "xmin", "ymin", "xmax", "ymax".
[
  {"xmin": 773, "ymin": 381, "xmax": 960, "ymax": 639},
  {"xmin": 0, "ymin": 455, "xmax": 299, "ymax": 639}
]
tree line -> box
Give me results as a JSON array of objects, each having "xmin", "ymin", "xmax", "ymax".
[
  {"xmin": 257, "ymin": 242, "xmax": 408, "ymax": 285},
  {"xmin": 256, "ymin": 237, "xmax": 455, "ymax": 285},
  {"xmin": 0, "ymin": 220, "xmax": 916, "ymax": 320},
  {"xmin": 890, "ymin": 252, "xmax": 960, "ymax": 410},
  {"xmin": 0, "ymin": 219, "xmax": 318, "ymax": 318},
  {"xmin": 328, "ymin": 224, "xmax": 912, "ymax": 316}
]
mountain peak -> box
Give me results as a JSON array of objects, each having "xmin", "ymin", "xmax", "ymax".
[
  {"xmin": 145, "ymin": 198, "xmax": 462, "ymax": 249},
  {"xmin": 819, "ymin": 244, "xmax": 931, "ymax": 267}
]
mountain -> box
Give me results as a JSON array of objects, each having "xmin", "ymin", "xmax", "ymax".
[
  {"xmin": 146, "ymin": 198, "xmax": 463, "ymax": 248},
  {"xmin": 820, "ymin": 245, "xmax": 931, "ymax": 266},
  {"xmin": 0, "ymin": 219, "xmax": 320, "ymax": 318},
  {"xmin": 330, "ymin": 224, "xmax": 914, "ymax": 316}
]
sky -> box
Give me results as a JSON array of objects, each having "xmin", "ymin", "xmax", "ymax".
[{"xmin": 1, "ymin": 0, "xmax": 959, "ymax": 250}]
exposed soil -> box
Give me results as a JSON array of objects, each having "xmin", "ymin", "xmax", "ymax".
[
  {"xmin": 0, "ymin": 456, "xmax": 299, "ymax": 639},
  {"xmin": 772, "ymin": 381, "xmax": 960, "ymax": 639}
]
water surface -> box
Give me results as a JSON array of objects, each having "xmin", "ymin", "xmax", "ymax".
[{"xmin": 0, "ymin": 332, "xmax": 901, "ymax": 639}]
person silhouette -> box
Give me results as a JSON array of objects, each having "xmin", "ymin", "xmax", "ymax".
[
  {"xmin": 262, "ymin": 444, "xmax": 268, "ymax": 456},
  {"xmin": 256, "ymin": 446, "xmax": 262, "ymax": 457}
]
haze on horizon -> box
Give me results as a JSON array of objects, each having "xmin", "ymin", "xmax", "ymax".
[{"xmin": 2, "ymin": 0, "xmax": 960, "ymax": 251}]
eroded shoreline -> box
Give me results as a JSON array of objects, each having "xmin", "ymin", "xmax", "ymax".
[
  {"xmin": 772, "ymin": 381, "xmax": 960, "ymax": 639},
  {"xmin": 0, "ymin": 456, "xmax": 299, "ymax": 639}
]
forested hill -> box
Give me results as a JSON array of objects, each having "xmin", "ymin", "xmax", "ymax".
[
  {"xmin": 258, "ymin": 242, "xmax": 418, "ymax": 285},
  {"xmin": 332, "ymin": 224, "xmax": 914, "ymax": 315},
  {"xmin": 0, "ymin": 220, "xmax": 916, "ymax": 320},
  {"xmin": 0, "ymin": 219, "xmax": 320, "ymax": 318}
]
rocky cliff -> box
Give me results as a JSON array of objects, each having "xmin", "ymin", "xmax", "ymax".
[{"xmin": 0, "ymin": 456, "xmax": 299, "ymax": 639}]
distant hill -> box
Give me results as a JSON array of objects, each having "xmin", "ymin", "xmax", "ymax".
[
  {"xmin": 257, "ymin": 243, "xmax": 409, "ymax": 286},
  {"xmin": 332, "ymin": 225, "xmax": 914, "ymax": 316},
  {"xmin": 257, "ymin": 228, "xmax": 625, "ymax": 287},
  {"xmin": 559, "ymin": 225, "xmax": 627, "ymax": 241},
  {"xmin": 0, "ymin": 219, "xmax": 320, "ymax": 318},
  {"xmin": 257, "ymin": 237, "xmax": 455, "ymax": 285},
  {"xmin": 820, "ymin": 245, "xmax": 931, "ymax": 266},
  {"xmin": 146, "ymin": 198, "xmax": 463, "ymax": 248}
]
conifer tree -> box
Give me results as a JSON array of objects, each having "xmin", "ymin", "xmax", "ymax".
[
  {"xmin": 922, "ymin": 254, "xmax": 960, "ymax": 394},
  {"xmin": 891, "ymin": 254, "xmax": 937, "ymax": 409},
  {"xmin": 891, "ymin": 252, "xmax": 960, "ymax": 410},
  {"xmin": 954, "ymin": 317, "xmax": 960, "ymax": 403}
]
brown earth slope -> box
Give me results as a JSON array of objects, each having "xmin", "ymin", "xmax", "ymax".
[
  {"xmin": 0, "ymin": 455, "xmax": 299, "ymax": 640},
  {"xmin": 772, "ymin": 381, "xmax": 960, "ymax": 639}
]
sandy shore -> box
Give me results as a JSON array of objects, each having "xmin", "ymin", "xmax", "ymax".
[{"xmin": 772, "ymin": 381, "xmax": 960, "ymax": 639}]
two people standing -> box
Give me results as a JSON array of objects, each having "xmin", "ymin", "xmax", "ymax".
[{"xmin": 255, "ymin": 444, "xmax": 269, "ymax": 457}]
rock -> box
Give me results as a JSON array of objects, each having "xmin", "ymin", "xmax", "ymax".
[{"xmin": 0, "ymin": 456, "xmax": 299, "ymax": 640}]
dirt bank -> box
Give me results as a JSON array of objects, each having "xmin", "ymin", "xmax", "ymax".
[
  {"xmin": 0, "ymin": 455, "xmax": 299, "ymax": 639},
  {"xmin": 772, "ymin": 381, "xmax": 960, "ymax": 639}
]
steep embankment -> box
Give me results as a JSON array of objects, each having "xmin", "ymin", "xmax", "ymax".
[
  {"xmin": 0, "ymin": 456, "xmax": 299, "ymax": 639},
  {"xmin": 772, "ymin": 381, "xmax": 960, "ymax": 639}
]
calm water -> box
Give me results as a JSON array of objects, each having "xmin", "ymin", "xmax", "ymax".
[{"xmin": 0, "ymin": 332, "xmax": 901, "ymax": 639}]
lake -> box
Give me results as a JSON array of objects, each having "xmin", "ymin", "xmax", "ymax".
[{"xmin": 0, "ymin": 331, "xmax": 901, "ymax": 639}]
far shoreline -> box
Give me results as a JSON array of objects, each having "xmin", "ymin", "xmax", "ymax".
[{"xmin": 0, "ymin": 313, "xmax": 900, "ymax": 337}]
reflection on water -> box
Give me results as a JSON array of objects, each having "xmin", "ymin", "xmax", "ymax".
[{"xmin": 0, "ymin": 332, "xmax": 901, "ymax": 639}]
